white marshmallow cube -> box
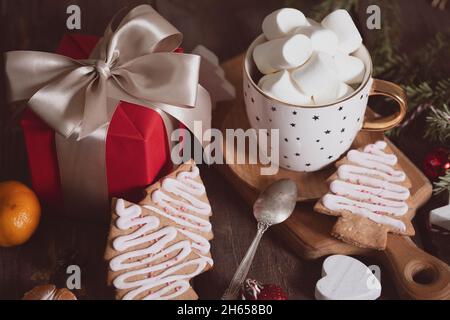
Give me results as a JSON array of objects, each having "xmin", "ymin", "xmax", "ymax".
[
  {"xmin": 337, "ymin": 83, "xmax": 355, "ymax": 100},
  {"xmin": 291, "ymin": 52, "xmax": 340, "ymax": 105},
  {"xmin": 333, "ymin": 53, "xmax": 365, "ymax": 84},
  {"xmin": 295, "ymin": 25, "xmax": 338, "ymax": 54},
  {"xmin": 321, "ymin": 9, "xmax": 363, "ymax": 54},
  {"xmin": 258, "ymin": 70, "xmax": 313, "ymax": 105},
  {"xmin": 262, "ymin": 8, "xmax": 308, "ymax": 40},
  {"xmin": 430, "ymin": 204, "xmax": 450, "ymax": 231},
  {"xmin": 253, "ymin": 34, "xmax": 312, "ymax": 74}
]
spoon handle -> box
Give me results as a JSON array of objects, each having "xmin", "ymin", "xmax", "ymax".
[{"xmin": 222, "ymin": 222, "xmax": 269, "ymax": 300}]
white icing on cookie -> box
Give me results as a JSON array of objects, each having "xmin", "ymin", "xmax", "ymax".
[
  {"xmin": 110, "ymin": 199, "xmax": 213, "ymax": 300},
  {"xmin": 346, "ymin": 140, "xmax": 406, "ymax": 182},
  {"xmin": 323, "ymin": 141, "xmax": 410, "ymax": 231},
  {"xmin": 337, "ymin": 165, "xmax": 410, "ymax": 194},
  {"xmin": 330, "ymin": 180, "xmax": 409, "ymax": 212},
  {"xmin": 150, "ymin": 165, "xmax": 212, "ymax": 233},
  {"xmin": 323, "ymin": 194, "xmax": 406, "ymax": 231}
]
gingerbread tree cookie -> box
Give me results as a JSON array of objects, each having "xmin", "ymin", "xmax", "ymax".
[
  {"xmin": 314, "ymin": 140, "xmax": 414, "ymax": 250},
  {"xmin": 104, "ymin": 161, "xmax": 214, "ymax": 300}
]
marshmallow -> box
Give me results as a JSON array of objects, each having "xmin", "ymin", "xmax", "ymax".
[
  {"xmin": 333, "ymin": 53, "xmax": 365, "ymax": 84},
  {"xmin": 253, "ymin": 34, "xmax": 312, "ymax": 74},
  {"xmin": 291, "ymin": 52, "xmax": 340, "ymax": 105},
  {"xmin": 295, "ymin": 25, "xmax": 338, "ymax": 54},
  {"xmin": 262, "ymin": 8, "xmax": 308, "ymax": 40},
  {"xmin": 321, "ymin": 9, "xmax": 362, "ymax": 54},
  {"xmin": 258, "ymin": 70, "xmax": 313, "ymax": 105},
  {"xmin": 337, "ymin": 83, "xmax": 355, "ymax": 99},
  {"xmin": 430, "ymin": 204, "xmax": 450, "ymax": 231}
]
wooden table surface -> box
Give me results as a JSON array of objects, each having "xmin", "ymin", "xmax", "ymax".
[{"xmin": 0, "ymin": 0, "xmax": 449, "ymax": 300}]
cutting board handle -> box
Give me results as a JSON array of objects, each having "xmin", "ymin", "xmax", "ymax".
[{"xmin": 383, "ymin": 235, "xmax": 450, "ymax": 300}]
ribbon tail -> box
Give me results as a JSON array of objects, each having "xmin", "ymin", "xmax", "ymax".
[
  {"xmin": 194, "ymin": 85, "xmax": 212, "ymax": 145},
  {"xmin": 78, "ymin": 77, "xmax": 110, "ymax": 140},
  {"xmin": 55, "ymin": 125, "xmax": 110, "ymax": 219},
  {"xmin": 149, "ymin": 85, "xmax": 212, "ymax": 147}
]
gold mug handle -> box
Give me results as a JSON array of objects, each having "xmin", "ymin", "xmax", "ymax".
[{"xmin": 362, "ymin": 79, "xmax": 408, "ymax": 131}]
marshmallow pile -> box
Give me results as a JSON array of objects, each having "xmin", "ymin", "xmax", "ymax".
[{"xmin": 254, "ymin": 9, "xmax": 365, "ymax": 105}]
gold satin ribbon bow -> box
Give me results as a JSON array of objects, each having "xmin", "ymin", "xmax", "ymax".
[
  {"xmin": 4, "ymin": 4, "xmax": 211, "ymax": 141},
  {"xmin": 3, "ymin": 5, "xmax": 211, "ymax": 218}
]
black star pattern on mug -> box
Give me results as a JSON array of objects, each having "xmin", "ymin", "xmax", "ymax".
[
  {"xmin": 343, "ymin": 116, "xmax": 347, "ymax": 120},
  {"xmin": 338, "ymin": 106, "xmax": 343, "ymax": 111},
  {"xmin": 340, "ymin": 128, "xmax": 345, "ymax": 133},
  {"xmin": 284, "ymin": 155, "xmax": 288, "ymax": 159},
  {"xmin": 316, "ymin": 139, "xmax": 320, "ymax": 143},
  {"xmin": 271, "ymin": 106, "xmax": 276, "ymax": 111},
  {"xmin": 247, "ymin": 84, "xmax": 250, "ymax": 89},
  {"xmin": 287, "ymin": 165, "xmax": 291, "ymax": 168},
  {"xmin": 290, "ymin": 123, "xmax": 296, "ymax": 127},
  {"xmin": 305, "ymin": 163, "xmax": 311, "ymax": 167},
  {"xmin": 292, "ymin": 110, "xmax": 298, "ymax": 115},
  {"xmin": 256, "ymin": 116, "xmax": 260, "ymax": 121},
  {"xmin": 269, "ymin": 119, "xmax": 272, "ymax": 122},
  {"xmin": 295, "ymin": 153, "xmax": 300, "ymax": 156},
  {"xmin": 244, "ymin": 91, "xmax": 247, "ymax": 97},
  {"xmin": 328, "ymin": 155, "xmax": 333, "ymax": 159},
  {"xmin": 340, "ymin": 140, "xmax": 343, "ymax": 144},
  {"xmin": 312, "ymin": 115, "xmax": 319, "ymax": 121},
  {"xmin": 324, "ymin": 130, "xmax": 331, "ymax": 134},
  {"xmin": 251, "ymin": 97, "xmax": 255, "ymax": 103},
  {"xmin": 284, "ymin": 138, "xmax": 288, "ymax": 142},
  {"xmin": 360, "ymin": 94, "xmax": 364, "ymax": 99},
  {"xmin": 357, "ymin": 117, "xmax": 361, "ymax": 122},
  {"xmin": 296, "ymin": 137, "xmax": 300, "ymax": 141},
  {"xmin": 320, "ymin": 147, "xmax": 324, "ymax": 150}
]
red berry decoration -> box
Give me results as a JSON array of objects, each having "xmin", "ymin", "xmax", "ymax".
[
  {"xmin": 241, "ymin": 279, "xmax": 288, "ymax": 300},
  {"xmin": 423, "ymin": 147, "xmax": 450, "ymax": 180}
]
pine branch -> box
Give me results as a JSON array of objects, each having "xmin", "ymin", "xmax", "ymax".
[
  {"xmin": 433, "ymin": 78, "xmax": 450, "ymax": 106},
  {"xmin": 434, "ymin": 170, "xmax": 450, "ymax": 194},
  {"xmin": 405, "ymin": 82, "xmax": 434, "ymax": 105},
  {"xmin": 425, "ymin": 104, "xmax": 450, "ymax": 143},
  {"xmin": 377, "ymin": 32, "xmax": 450, "ymax": 84}
]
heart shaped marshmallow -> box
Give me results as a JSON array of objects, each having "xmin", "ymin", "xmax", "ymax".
[{"xmin": 315, "ymin": 255, "xmax": 381, "ymax": 300}]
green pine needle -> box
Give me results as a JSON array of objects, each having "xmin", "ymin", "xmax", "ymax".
[
  {"xmin": 425, "ymin": 104, "xmax": 450, "ymax": 143},
  {"xmin": 405, "ymin": 82, "xmax": 434, "ymax": 103},
  {"xmin": 434, "ymin": 170, "xmax": 450, "ymax": 194}
]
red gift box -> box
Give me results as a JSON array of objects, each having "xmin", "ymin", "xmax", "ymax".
[{"xmin": 20, "ymin": 34, "xmax": 177, "ymax": 220}]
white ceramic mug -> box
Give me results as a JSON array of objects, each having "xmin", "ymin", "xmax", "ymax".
[{"xmin": 244, "ymin": 35, "xmax": 407, "ymax": 172}]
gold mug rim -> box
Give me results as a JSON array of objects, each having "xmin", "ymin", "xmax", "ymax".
[{"xmin": 243, "ymin": 34, "xmax": 374, "ymax": 109}]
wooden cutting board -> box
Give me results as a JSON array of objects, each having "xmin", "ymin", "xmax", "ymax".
[{"xmin": 214, "ymin": 54, "xmax": 450, "ymax": 300}]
